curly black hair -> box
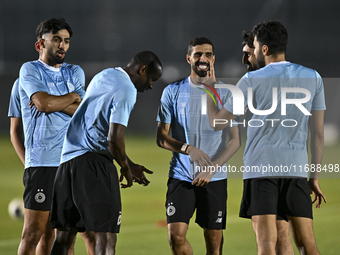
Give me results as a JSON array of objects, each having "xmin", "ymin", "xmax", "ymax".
[
  {"xmin": 252, "ymin": 20, "xmax": 288, "ymax": 54},
  {"xmin": 242, "ymin": 30, "xmax": 254, "ymax": 48},
  {"xmin": 36, "ymin": 18, "xmax": 73, "ymax": 40}
]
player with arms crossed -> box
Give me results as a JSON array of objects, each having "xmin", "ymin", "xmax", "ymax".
[
  {"xmin": 17, "ymin": 18, "xmax": 92, "ymax": 255},
  {"xmin": 157, "ymin": 37, "xmax": 240, "ymax": 255},
  {"xmin": 206, "ymin": 21, "xmax": 326, "ymax": 255},
  {"xmin": 49, "ymin": 51, "xmax": 162, "ymax": 255}
]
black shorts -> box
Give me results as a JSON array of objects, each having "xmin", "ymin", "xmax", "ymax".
[
  {"xmin": 239, "ymin": 177, "xmax": 313, "ymax": 221},
  {"xmin": 166, "ymin": 177, "xmax": 227, "ymax": 230},
  {"xmin": 23, "ymin": 167, "xmax": 58, "ymax": 211},
  {"xmin": 50, "ymin": 152, "xmax": 121, "ymax": 233}
]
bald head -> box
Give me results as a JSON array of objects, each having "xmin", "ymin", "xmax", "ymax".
[
  {"xmin": 127, "ymin": 51, "xmax": 163, "ymax": 78},
  {"xmin": 124, "ymin": 51, "xmax": 163, "ymax": 92}
]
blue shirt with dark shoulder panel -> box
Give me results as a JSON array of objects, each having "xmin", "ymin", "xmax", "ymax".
[{"xmin": 157, "ymin": 77, "xmax": 235, "ymax": 183}]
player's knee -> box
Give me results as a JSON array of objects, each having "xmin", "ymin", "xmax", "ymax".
[
  {"xmin": 93, "ymin": 233, "xmax": 117, "ymax": 253},
  {"xmin": 21, "ymin": 228, "xmax": 43, "ymax": 246},
  {"xmin": 56, "ymin": 231, "xmax": 76, "ymax": 246},
  {"xmin": 204, "ymin": 231, "xmax": 223, "ymax": 252},
  {"xmin": 81, "ymin": 231, "xmax": 96, "ymax": 246},
  {"xmin": 168, "ymin": 232, "xmax": 186, "ymax": 248},
  {"xmin": 277, "ymin": 228, "xmax": 290, "ymax": 243},
  {"xmin": 257, "ymin": 240, "xmax": 276, "ymax": 250}
]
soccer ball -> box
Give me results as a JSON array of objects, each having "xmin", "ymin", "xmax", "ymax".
[{"xmin": 8, "ymin": 198, "xmax": 25, "ymax": 220}]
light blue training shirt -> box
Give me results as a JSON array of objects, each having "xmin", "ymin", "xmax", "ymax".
[
  {"xmin": 19, "ymin": 60, "xmax": 85, "ymax": 168},
  {"xmin": 224, "ymin": 62, "xmax": 326, "ymax": 179},
  {"xmin": 157, "ymin": 76, "xmax": 234, "ymax": 183},
  {"xmin": 61, "ymin": 67, "xmax": 137, "ymax": 164},
  {"xmin": 8, "ymin": 79, "xmax": 21, "ymax": 118}
]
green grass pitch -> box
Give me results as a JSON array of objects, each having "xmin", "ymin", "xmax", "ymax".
[{"xmin": 0, "ymin": 134, "xmax": 339, "ymax": 254}]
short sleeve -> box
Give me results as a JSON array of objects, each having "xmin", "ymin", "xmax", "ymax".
[
  {"xmin": 19, "ymin": 62, "xmax": 48, "ymax": 99},
  {"xmin": 156, "ymin": 86, "xmax": 173, "ymax": 124},
  {"xmin": 109, "ymin": 85, "xmax": 136, "ymax": 127},
  {"xmin": 311, "ymin": 71, "xmax": 326, "ymax": 111},
  {"xmin": 71, "ymin": 65, "xmax": 86, "ymax": 99},
  {"xmin": 8, "ymin": 79, "xmax": 21, "ymax": 117}
]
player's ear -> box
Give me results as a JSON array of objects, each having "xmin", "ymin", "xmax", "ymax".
[
  {"xmin": 186, "ymin": 54, "xmax": 191, "ymax": 64},
  {"xmin": 35, "ymin": 39, "xmax": 44, "ymax": 53},
  {"xmin": 138, "ymin": 65, "xmax": 148, "ymax": 75},
  {"xmin": 262, "ymin": 44, "xmax": 269, "ymax": 56}
]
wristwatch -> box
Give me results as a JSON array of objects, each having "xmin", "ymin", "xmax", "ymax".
[{"xmin": 181, "ymin": 143, "xmax": 189, "ymax": 153}]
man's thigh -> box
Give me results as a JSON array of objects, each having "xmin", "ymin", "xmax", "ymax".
[
  {"xmin": 195, "ymin": 179, "xmax": 228, "ymax": 230},
  {"xmin": 165, "ymin": 178, "xmax": 196, "ymax": 225},
  {"xmin": 23, "ymin": 167, "xmax": 58, "ymax": 211}
]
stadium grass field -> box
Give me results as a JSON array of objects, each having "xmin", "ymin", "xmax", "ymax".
[{"xmin": 0, "ymin": 134, "xmax": 339, "ymax": 254}]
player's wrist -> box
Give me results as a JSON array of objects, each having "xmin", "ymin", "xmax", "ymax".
[{"xmin": 181, "ymin": 143, "xmax": 190, "ymax": 154}]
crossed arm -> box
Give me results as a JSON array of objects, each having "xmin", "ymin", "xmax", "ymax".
[{"xmin": 30, "ymin": 91, "xmax": 81, "ymax": 116}]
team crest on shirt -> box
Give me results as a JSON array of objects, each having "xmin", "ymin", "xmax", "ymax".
[
  {"xmin": 167, "ymin": 202, "xmax": 176, "ymax": 216},
  {"xmin": 67, "ymin": 81, "xmax": 75, "ymax": 92},
  {"xmin": 179, "ymin": 102, "xmax": 186, "ymax": 115},
  {"xmin": 48, "ymin": 82, "xmax": 56, "ymax": 93},
  {"xmin": 35, "ymin": 189, "xmax": 46, "ymax": 203}
]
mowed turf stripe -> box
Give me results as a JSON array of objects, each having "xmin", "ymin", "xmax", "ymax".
[{"xmin": 0, "ymin": 238, "xmax": 20, "ymax": 247}]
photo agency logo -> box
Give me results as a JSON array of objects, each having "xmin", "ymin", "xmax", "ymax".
[
  {"xmin": 198, "ymin": 82, "xmax": 223, "ymax": 114},
  {"xmin": 199, "ymin": 82, "xmax": 312, "ymax": 128}
]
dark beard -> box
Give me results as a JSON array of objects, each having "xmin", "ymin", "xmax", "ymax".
[
  {"xmin": 257, "ymin": 59, "xmax": 265, "ymax": 68},
  {"xmin": 48, "ymin": 54, "xmax": 65, "ymax": 65},
  {"xmin": 193, "ymin": 68, "xmax": 207, "ymax": 77},
  {"xmin": 192, "ymin": 62, "xmax": 209, "ymax": 77},
  {"xmin": 47, "ymin": 49, "xmax": 65, "ymax": 65},
  {"xmin": 247, "ymin": 64, "xmax": 256, "ymax": 72},
  {"xmin": 256, "ymin": 52, "xmax": 266, "ymax": 69}
]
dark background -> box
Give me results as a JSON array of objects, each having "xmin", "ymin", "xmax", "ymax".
[{"xmin": 1, "ymin": 0, "xmax": 339, "ymax": 136}]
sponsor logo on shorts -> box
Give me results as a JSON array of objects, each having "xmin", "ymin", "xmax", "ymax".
[
  {"xmin": 167, "ymin": 202, "xmax": 176, "ymax": 216},
  {"xmin": 215, "ymin": 211, "xmax": 223, "ymax": 223},
  {"xmin": 215, "ymin": 218, "xmax": 223, "ymax": 223},
  {"xmin": 117, "ymin": 211, "xmax": 122, "ymax": 225},
  {"xmin": 35, "ymin": 189, "xmax": 45, "ymax": 203}
]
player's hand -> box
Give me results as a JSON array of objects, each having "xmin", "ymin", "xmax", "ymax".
[
  {"xmin": 29, "ymin": 101, "xmax": 35, "ymax": 108},
  {"xmin": 187, "ymin": 146, "xmax": 213, "ymax": 168},
  {"xmin": 308, "ymin": 178, "xmax": 327, "ymax": 208},
  {"xmin": 202, "ymin": 62, "xmax": 217, "ymax": 87},
  {"xmin": 130, "ymin": 163, "xmax": 153, "ymax": 186},
  {"xmin": 119, "ymin": 167, "xmax": 133, "ymax": 188},
  {"xmin": 192, "ymin": 165, "xmax": 216, "ymax": 186},
  {"xmin": 70, "ymin": 92, "xmax": 81, "ymax": 103}
]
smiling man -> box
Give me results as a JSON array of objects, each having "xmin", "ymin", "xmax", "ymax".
[
  {"xmin": 242, "ymin": 31, "xmax": 259, "ymax": 72},
  {"xmin": 17, "ymin": 18, "xmax": 85, "ymax": 255},
  {"xmin": 157, "ymin": 37, "xmax": 240, "ymax": 255}
]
